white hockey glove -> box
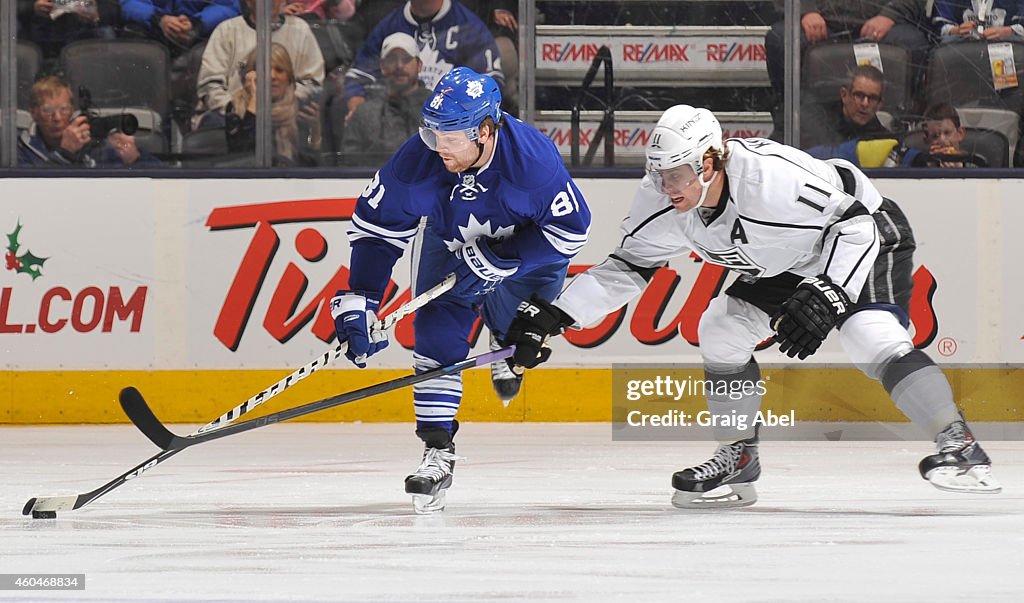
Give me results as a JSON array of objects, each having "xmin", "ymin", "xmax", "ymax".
[{"xmin": 330, "ymin": 290, "xmax": 389, "ymax": 367}]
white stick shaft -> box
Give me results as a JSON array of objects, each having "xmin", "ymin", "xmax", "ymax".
[{"xmin": 196, "ymin": 273, "xmax": 455, "ymax": 434}]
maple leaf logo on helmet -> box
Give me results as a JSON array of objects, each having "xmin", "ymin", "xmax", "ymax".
[{"xmin": 420, "ymin": 67, "xmax": 502, "ymax": 134}]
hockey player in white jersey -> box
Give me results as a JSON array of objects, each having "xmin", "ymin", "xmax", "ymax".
[{"xmin": 504, "ymin": 105, "xmax": 1001, "ymax": 509}]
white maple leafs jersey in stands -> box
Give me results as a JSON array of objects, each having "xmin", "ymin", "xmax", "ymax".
[{"xmin": 556, "ymin": 137, "xmax": 884, "ymax": 327}]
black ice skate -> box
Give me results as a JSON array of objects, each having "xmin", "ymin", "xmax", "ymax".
[
  {"xmin": 405, "ymin": 424, "xmax": 462, "ymax": 514},
  {"xmin": 671, "ymin": 435, "xmax": 761, "ymax": 510},
  {"xmin": 490, "ymin": 331, "xmax": 522, "ymax": 405},
  {"xmin": 919, "ymin": 418, "xmax": 1001, "ymax": 494}
]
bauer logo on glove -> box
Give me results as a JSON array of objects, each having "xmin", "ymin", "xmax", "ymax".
[
  {"xmin": 504, "ymin": 295, "xmax": 575, "ymax": 369},
  {"xmin": 804, "ymin": 276, "xmax": 849, "ymax": 317},
  {"xmin": 451, "ymin": 236, "xmax": 521, "ymax": 297},
  {"xmin": 771, "ymin": 275, "xmax": 852, "ymax": 360},
  {"xmin": 516, "ymin": 299, "xmax": 542, "ymax": 318}
]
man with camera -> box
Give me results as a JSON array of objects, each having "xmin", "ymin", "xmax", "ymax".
[{"xmin": 18, "ymin": 76, "xmax": 159, "ymax": 167}]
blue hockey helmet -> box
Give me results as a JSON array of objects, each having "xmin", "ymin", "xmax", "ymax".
[{"xmin": 420, "ymin": 67, "xmax": 502, "ymax": 151}]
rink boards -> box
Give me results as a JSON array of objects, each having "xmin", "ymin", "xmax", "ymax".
[{"xmin": 2, "ymin": 177, "xmax": 1023, "ymax": 424}]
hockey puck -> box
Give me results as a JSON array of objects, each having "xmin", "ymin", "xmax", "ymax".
[{"xmin": 32, "ymin": 510, "xmax": 57, "ymax": 519}]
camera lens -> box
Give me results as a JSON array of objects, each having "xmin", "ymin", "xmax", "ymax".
[
  {"xmin": 119, "ymin": 114, "xmax": 139, "ymax": 136},
  {"xmin": 89, "ymin": 113, "xmax": 139, "ymax": 136}
]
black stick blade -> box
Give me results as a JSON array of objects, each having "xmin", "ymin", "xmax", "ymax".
[{"xmin": 119, "ymin": 387, "xmax": 178, "ymax": 450}]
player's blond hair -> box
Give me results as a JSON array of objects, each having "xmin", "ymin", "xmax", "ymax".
[{"xmin": 705, "ymin": 145, "xmax": 730, "ymax": 171}]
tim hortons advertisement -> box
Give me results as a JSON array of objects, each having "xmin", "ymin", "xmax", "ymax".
[{"xmin": 1, "ymin": 177, "xmax": 1020, "ymax": 370}]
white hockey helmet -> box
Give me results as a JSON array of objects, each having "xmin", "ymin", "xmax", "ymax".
[{"xmin": 645, "ymin": 105, "xmax": 724, "ymax": 207}]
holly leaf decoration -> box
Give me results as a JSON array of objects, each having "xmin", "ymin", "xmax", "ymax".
[
  {"xmin": 5, "ymin": 222, "xmax": 48, "ymax": 280},
  {"xmin": 6, "ymin": 222, "xmax": 21, "ymax": 255},
  {"xmin": 17, "ymin": 250, "xmax": 48, "ymax": 280}
]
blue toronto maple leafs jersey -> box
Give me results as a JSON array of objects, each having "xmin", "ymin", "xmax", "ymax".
[
  {"xmin": 346, "ymin": 112, "xmax": 592, "ymax": 298},
  {"xmin": 344, "ymin": 0, "xmax": 504, "ymax": 100}
]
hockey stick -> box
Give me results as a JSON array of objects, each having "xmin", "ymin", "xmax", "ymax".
[
  {"xmin": 23, "ymin": 346, "xmax": 513, "ymax": 517},
  {"xmin": 135, "ymin": 273, "xmax": 455, "ymax": 447},
  {"xmin": 22, "ymin": 274, "xmax": 454, "ymax": 517},
  {"xmin": 124, "ymin": 346, "xmax": 514, "ymax": 451}
]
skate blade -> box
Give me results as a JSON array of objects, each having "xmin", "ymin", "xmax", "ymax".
[
  {"xmin": 925, "ymin": 465, "xmax": 1002, "ymax": 494},
  {"xmin": 412, "ymin": 491, "xmax": 447, "ymax": 514},
  {"xmin": 671, "ymin": 483, "xmax": 758, "ymax": 510}
]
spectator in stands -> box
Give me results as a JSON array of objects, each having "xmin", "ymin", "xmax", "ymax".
[
  {"xmin": 226, "ymin": 43, "xmax": 320, "ymax": 165},
  {"xmin": 801, "ymin": 65, "xmax": 894, "ymax": 151},
  {"xmin": 195, "ymin": 0, "xmax": 324, "ymax": 129},
  {"xmin": 343, "ymin": 0, "xmax": 503, "ymax": 125},
  {"xmin": 765, "ymin": 1, "xmax": 933, "ymax": 136},
  {"xmin": 18, "ymin": 75, "xmax": 159, "ymax": 167},
  {"xmin": 341, "ymin": 32, "xmax": 431, "ymax": 164},
  {"xmin": 798, "ymin": 63, "xmax": 897, "ymax": 157},
  {"xmin": 120, "ymin": 0, "xmax": 240, "ymax": 55},
  {"xmin": 918, "ymin": 102, "xmax": 982, "ymax": 166},
  {"xmin": 933, "ymin": 1, "xmax": 1024, "ymax": 42},
  {"xmin": 283, "ymin": 0, "xmax": 357, "ymax": 21},
  {"xmin": 923, "ymin": 102, "xmax": 965, "ymax": 153},
  {"xmin": 17, "ymin": 0, "xmax": 121, "ymax": 62},
  {"xmin": 321, "ymin": 0, "xmax": 388, "ymax": 152}
]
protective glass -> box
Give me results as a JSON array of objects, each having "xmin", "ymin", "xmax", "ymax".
[
  {"xmin": 647, "ymin": 163, "xmax": 699, "ymax": 194},
  {"xmin": 418, "ymin": 126, "xmax": 478, "ymax": 152}
]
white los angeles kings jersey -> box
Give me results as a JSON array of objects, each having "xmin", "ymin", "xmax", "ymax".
[{"xmin": 556, "ymin": 138, "xmax": 884, "ymax": 327}]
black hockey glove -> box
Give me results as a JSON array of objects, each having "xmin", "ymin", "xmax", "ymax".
[
  {"xmin": 503, "ymin": 294, "xmax": 575, "ymax": 369},
  {"xmin": 771, "ymin": 276, "xmax": 852, "ymax": 360}
]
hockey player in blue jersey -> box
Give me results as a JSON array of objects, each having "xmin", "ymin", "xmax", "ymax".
[{"xmin": 331, "ymin": 67, "xmax": 591, "ymax": 513}]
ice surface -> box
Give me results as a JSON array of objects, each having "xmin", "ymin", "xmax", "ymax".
[{"xmin": 2, "ymin": 423, "xmax": 1022, "ymax": 601}]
